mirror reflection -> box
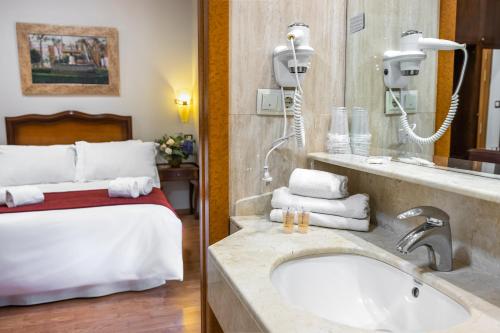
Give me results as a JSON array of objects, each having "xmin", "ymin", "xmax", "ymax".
[{"xmin": 345, "ymin": 0, "xmax": 500, "ymax": 177}]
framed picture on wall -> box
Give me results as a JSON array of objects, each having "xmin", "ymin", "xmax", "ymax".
[{"xmin": 16, "ymin": 23, "xmax": 120, "ymax": 96}]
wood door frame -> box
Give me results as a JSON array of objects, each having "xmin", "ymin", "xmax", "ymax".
[
  {"xmin": 476, "ymin": 48, "xmax": 492, "ymax": 148},
  {"xmin": 198, "ymin": 0, "xmax": 230, "ymax": 332},
  {"xmin": 434, "ymin": 0, "xmax": 457, "ymax": 158}
]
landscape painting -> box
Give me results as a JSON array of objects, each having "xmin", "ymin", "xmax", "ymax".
[
  {"xmin": 29, "ymin": 34, "xmax": 110, "ymax": 85},
  {"xmin": 17, "ymin": 23, "xmax": 119, "ymax": 96}
]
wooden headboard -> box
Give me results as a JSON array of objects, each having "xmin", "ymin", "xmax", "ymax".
[{"xmin": 5, "ymin": 111, "xmax": 132, "ymax": 145}]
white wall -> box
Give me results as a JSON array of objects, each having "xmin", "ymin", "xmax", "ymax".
[
  {"xmin": 486, "ymin": 50, "xmax": 500, "ymax": 150},
  {"xmin": 0, "ymin": 0, "xmax": 198, "ymax": 209}
]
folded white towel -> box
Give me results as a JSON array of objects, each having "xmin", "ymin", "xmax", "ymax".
[
  {"xmin": 289, "ymin": 168, "xmax": 348, "ymax": 199},
  {"xmin": 272, "ymin": 187, "xmax": 369, "ymax": 219},
  {"xmin": 0, "ymin": 188, "xmax": 6, "ymax": 205},
  {"xmin": 108, "ymin": 178, "xmax": 140, "ymax": 198},
  {"xmin": 5, "ymin": 186, "xmax": 45, "ymax": 208},
  {"xmin": 270, "ymin": 209, "xmax": 369, "ymax": 232}
]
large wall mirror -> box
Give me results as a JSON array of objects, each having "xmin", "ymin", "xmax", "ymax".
[{"xmin": 345, "ymin": 0, "xmax": 500, "ymax": 177}]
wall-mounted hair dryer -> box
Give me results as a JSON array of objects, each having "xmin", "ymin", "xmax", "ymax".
[
  {"xmin": 262, "ymin": 23, "xmax": 314, "ymax": 184},
  {"xmin": 383, "ymin": 30, "xmax": 465, "ymax": 89},
  {"xmin": 383, "ymin": 30, "xmax": 468, "ymax": 145},
  {"xmin": 273, "ymin": 23, "xmax": 314, "ymax": 87}
]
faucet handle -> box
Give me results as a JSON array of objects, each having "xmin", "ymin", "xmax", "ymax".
[{"xmin": 397, "ymin": 206, "xmax": 449, "ymax": 226}]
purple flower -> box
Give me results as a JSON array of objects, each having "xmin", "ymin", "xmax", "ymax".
[{"xmin": 182, "ymin": 140, "xmax": 194, "ymax": 155}]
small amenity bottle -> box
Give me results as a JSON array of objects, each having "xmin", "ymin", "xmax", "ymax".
[
  {"xmin": 282, "ymin": 208, "xmax": 295, "ymax": 234},
  {"xmin": 298, "ymin": 208, "xmax": 310, "ymax": 234}
]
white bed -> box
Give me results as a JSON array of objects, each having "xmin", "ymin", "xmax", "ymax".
[{"xmin": 0, "ymin": 180, "xmax": 183, "ymax": 306}]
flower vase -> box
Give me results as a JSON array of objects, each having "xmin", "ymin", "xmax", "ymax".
[{"xmin": 170, "ymin": 156, "xmax": 182, "ymax": 168}]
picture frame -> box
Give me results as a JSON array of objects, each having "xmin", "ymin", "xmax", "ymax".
[{"xmin": 16, "ymin": 22, "xmax": 120, "ymax": 96}]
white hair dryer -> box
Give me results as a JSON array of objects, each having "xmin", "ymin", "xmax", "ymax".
[
  {"xmin": 273, "ymin": 23, "xmax": 314, "ymax": 87},
  {"xmin": 263, "ymin": 23, "xmax": 314, "ymax": 184},
  {"xmin": 273, "ymin": 23, "xmax": 314, "ymax": 149},
  {"xmin": 383, "ymin": 30, "xmax": 468, "ymax": 145}
]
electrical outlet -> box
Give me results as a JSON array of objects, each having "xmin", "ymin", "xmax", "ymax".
[
  {"xmin": 385, "ymin": 90, "xmax": 401, "ymax": 115},
  {"xmin": 402, "ymin": 90, "xmax": 418, "ymax": 113},
  {"xmin": 256, "ymin": 89, "xmax": 294, "ymax": 116},
  {"xmin": 385, "ymin": 90, "xmax": 417, "ymax": 115}
]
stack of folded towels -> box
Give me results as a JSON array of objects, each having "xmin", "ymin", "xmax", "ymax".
[{"xmin": 270, "ymin": 168, "xmax": 370, "ymax": 231}]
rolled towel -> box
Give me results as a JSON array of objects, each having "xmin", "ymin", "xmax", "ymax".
[
  {"xmin": 270, "ymin": 209, "xmax": 369, "ymax": 232},
  {"xmin": 114, "ymin": 177, "xmax": 153, "ymax": 196},
  {"xmin": 0, "ymin": 188, "xmax": 6, "ymax": 206},
  {"xmin": 272, "ymin": 187, "xmax": 369, "ymax": 219},
  {"xmin": 5, "ymin": 186, "xmax": 45, "ymax": 208},
  {"xmin": 134, "ymin": 177, "xmax": 154, "ymax": 196},
  {"xmin": 108, "ymin": 178, "xmax": 140, "ymax": 198},
  {"xmin": 289, "ymin": 168, "xmax": 348, "ymax": 199}
]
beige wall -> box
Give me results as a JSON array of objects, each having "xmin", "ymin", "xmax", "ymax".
[
  {"xmin": 0, "ymin": 0, "xmax": 198, "ymax": 209},
  {"xmin": 0, "ymin": 0, "xmax": 198, "ymax": 145},
  {"xmin": 229, "ymin": 0, "xmax": 347, "ymax": 213},
  {"xmin": 345, "ymin": 0, "xmax": 439, "ymax": 158}
]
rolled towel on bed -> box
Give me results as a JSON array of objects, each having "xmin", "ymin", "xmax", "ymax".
[
  {"xmin": 0, "ymin": 188, "xmax": 6, "ymax": 206},
  {"xmin": 108, "ymin": 178, "xmax": 140, "ymax": 198},
  {"xmin": 289, "ymin": 168, "xmax": 348, "ymax": 199},
  {"xmin": 271, "ymin": 187, "xmax": 369, "ymax": 219},
  {"xmin": 134, "ymin": 177, "xmax": 154, "ymax": 196},
  {"xmin": 5, "ymin": 186, "xmax": 45, "ymax": 208},
  {"xmin": 269, "ymin": 209, "xmax": 369, "ymax": 232}
]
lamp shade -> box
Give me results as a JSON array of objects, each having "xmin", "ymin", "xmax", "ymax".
[{"xmin": 175, "ymin": 91, "xmax": 191, "ymax": 123}]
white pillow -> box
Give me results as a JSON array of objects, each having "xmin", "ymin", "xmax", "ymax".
[
  {"xmin": 75, "ymin": 141, "xmax": 160, "ymax": 187},
  {"xmin": 0, "ymin": 145, "xmax": 77, "ymax": 186}
]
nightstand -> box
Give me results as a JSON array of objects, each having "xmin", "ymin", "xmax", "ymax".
[{"xmin": 157, "ymin": 162, "xmax": 199, "ymax": 217}]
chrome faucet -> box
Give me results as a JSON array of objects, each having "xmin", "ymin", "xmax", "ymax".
[{"xmin": 396, "ymin": 206, "xmax": 452, "ymax": 272}]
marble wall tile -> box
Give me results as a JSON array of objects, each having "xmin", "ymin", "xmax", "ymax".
[
  {"xmin": 345, "ymin": 0, "xmax": 439, "ymax": 158},
  {"xmin": 229, "ymin": 0, "xmax": 347, "ymax": 213},
  {"xmin": 314, "ymin": 161, "xmax": 500, "ymax": 275}
]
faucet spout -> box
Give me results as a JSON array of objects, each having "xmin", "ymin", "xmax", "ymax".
[{"xmin": 396, "ymin": 206, "xmax": 453, "ymax": 271}]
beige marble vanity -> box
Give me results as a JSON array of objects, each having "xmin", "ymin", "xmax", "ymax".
[
  {"xmin": 208, "ymin": 217, "xmax": 500, "ymax": 333},
  {"xmin": 211, "ymin": 152, "xmax": 500, "ymax": 332}
]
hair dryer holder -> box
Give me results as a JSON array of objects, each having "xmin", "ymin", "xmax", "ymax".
[{"xmin": 273, "ymin": 45, "xmax": 314, "ymax": 87}]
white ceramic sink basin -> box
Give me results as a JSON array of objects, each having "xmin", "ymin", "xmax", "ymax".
[{"xmin": 271, "ymin": 254, "xmax": 470, "ymax": 332}]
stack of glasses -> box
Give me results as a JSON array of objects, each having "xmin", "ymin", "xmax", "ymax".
[
  {"xmin": 350, "ymin": 107, "xmax": 372, "ymax": 156},
  {"xmin": 326, "ymin": 107, "xmax": 351, "ymax": 154}
]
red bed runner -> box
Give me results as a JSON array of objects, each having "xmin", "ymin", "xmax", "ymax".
[{"xmin": 0, "ymin": 188, "xmax": 176, "ymax": 215}]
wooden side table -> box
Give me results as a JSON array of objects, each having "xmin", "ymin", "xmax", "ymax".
[{"xmin": 157, "ymin": 163, "xmax": 199, "ymax": 217}]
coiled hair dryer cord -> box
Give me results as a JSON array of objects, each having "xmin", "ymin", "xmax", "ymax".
[
  {"xmin": 290, "ymin": 37, "xmax": 306, "ymax": 149},
  {"xmin": 390, "ymin": 47, "xmax": 468, "ymax": 145}
]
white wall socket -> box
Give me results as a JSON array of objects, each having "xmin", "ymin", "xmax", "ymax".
[
  {"xmin": 385, "ymin": 90, "xmax": 418, "ymax": 115},
  {"xmin": 256, "ymin": 89, "xmax": 294, "ymax": 116}
]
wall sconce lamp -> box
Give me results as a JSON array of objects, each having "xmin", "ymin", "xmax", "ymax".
[{"xmin": 175, "ymin": 91, "xmax": 192, "ymax": 123}]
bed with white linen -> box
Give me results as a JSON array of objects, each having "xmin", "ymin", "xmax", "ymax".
[
  {"xmin": 0, "ymin": 181, "xmax": 182, "ymax": 306},
  {"xmin": 0, "ymin": 111, "xmax": 183, "ymax": 306}
]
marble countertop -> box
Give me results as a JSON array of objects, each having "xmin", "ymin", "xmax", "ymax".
[
  {"xmin": 208, "ymin": 216, "xmax": 500, "ymax": 333},
  {"xmin": 308, "ymin": 152, "xmax": 500, "ymax": 204}
]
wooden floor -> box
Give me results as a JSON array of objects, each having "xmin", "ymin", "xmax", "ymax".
[{"xmin": 0, "ymin": 215, "xmax": 201, "ymax": 333}]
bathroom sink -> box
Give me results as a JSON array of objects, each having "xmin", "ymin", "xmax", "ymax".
[{"xmin": 271, "ymin": 254, "xmax": 469, "ymax": 332}]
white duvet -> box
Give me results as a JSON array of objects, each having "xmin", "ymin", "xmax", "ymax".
[{"xmin": 0, "ymin": 181, "xmax": 183, "ymax": 306}]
